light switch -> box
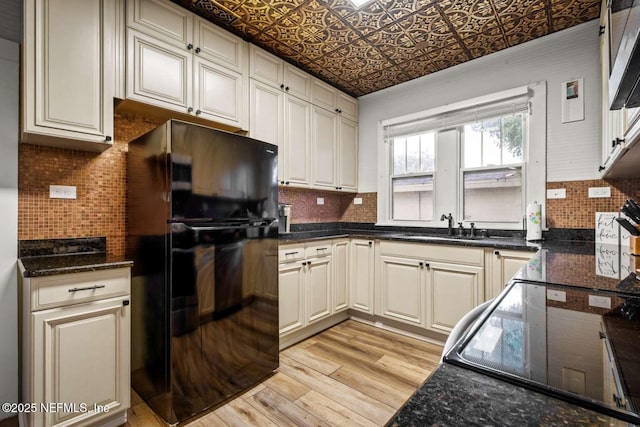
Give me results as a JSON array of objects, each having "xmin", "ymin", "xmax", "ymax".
[
  {"xmin": 588, "ymin": 187, "xmax": 611, "ymax": 198},
  {"xmin": 353, "ymin": 197, "xmax": 363, "ymax": 205},
  {"xmin": 317, "ymin": 198, "xmax": 324, "ymax": 205},
  {"xmin": 546, "ymin": 189, "xmax": 566, "ymax": 199}
]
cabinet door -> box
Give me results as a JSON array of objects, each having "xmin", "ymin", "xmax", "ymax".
[
  {"xmin": 249, "ymin": 79, "xmax": 284, "ymax": 148},
  {"xmin": 337, "ymin": 118, "xmax": 358, "ymax": 191},
  {"xmin": 194, "ymin": 16, "xmax": 246, "ymax": 73},
  {"xmin": 333, "ymin": 240, "xmax": 349, "ymax": 313},
  {"xmin": 337, "ymin": 92, "xmax": 358, "ymax": 122},
  {"xmin": 127, "ymin": 29, "xmax": 192, "ymax": 113},
  {"xmin": 23, "ymin": 0, "xmax": 114, "ymax": 147},
  {"xmin": 31, "ymin": 297, "xmax": 130, "ymax": 427},
  {"xmin": 249, "ymin": 45, "xmax": 283, "ymax": 88},
  {"xmin": 426, "ymin": 262, "xmax": 483, "ymax": 334},
  {"xmin": 490, "ymin": 249, "xmax": 532, "ymax": 300},
  {"xmin": 306, "ymin": 257, "xmax": 332, "ymax": 323},
  {"xmin": 194, "ymin": 57, "xmax": 245, "ymax": 128},
  {"xmin": 311, "ymin": 78, "xmax": 337, "ymax": 111},
  {"xmin": 350, "ymin": 239, "xmax": 374, "ymax": 314},
  {"xmin": 284, "ymin": 95, "xmax": 311, "ymax": 186},
  {"xmin": 278, "ymin": 262, "xmax": 305, "ymax": 335},
  {"xmin": 127, "ymin": 0, "xmax": 192, "ymax": 48},
  {"xmin": 284, "ymin": 64, "xmax": 311, "ymax": 101},
  {"xmin": 311, "ymin": 106, "xmax": 337, "ymax": 189},
  {"xmin": 377, "ymin": 255, "xmax": 425, "ymax": 326}
]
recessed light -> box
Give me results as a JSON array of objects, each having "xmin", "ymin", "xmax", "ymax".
[{"xmin": 348, "ymin": 0, "xmax": 375, "ymax": 8}]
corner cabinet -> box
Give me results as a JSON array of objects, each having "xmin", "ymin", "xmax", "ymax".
[
  {"xmin": 22, "ymin": 0, "xmax": 115, "ymax": 151},
  {"xmin": 19, "ymin": 266, "xmax": 131, "ymax": 427},
  {"xmin": 487, "ymin": 248, "xmax": 533, "ymax": 300}
]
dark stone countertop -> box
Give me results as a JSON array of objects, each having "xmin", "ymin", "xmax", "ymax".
[
  {"xmin": 387, "ymin": 363, "xmax": 627, "ymax": 427},
  {"xmin": 19, "ymin": 237, "xmax": 133, "ymax": 277}
]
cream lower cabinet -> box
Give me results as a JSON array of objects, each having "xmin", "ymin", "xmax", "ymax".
[
  {"xmin": 350, "ymin": 239, "xmax": 375, "ymax": 314},
  {"xmin": 332, "ymin": 239, "xmax": 349, "ymax": 313},
  {"xmin": 426, "ymin": 262, "xmax": 484, "ymax": 334},
  {"xmin": 488, "ymin": 248, "xmax": 533, "ymax": 300},
  {"xmin": 278, "ymin": 241, "xmax": 333, "ymax": 337},
  {"xmin": 20, "ymin": 267, "xmax": 131, "ymax": 427},
  {"xmin": 375, "ymin": 241, "xmax": 484, "ymax": 335}
]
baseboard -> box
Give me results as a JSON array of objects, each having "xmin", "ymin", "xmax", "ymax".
[
  {"xmin": 348, "ymin": 312, "xmax": 447, "ymax": 347},
  {"xmin": 279, "ymin": 311, "xmax": 350, "ymax": 350}
]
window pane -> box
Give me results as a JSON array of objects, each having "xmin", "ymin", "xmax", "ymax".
[
  {"xmin": 406, "ymin": 135, "xmax": 420, "ymax": 173},
  {"xmin": 464, "ymin": 114, "xmax": 524, "ymax": 168},
  {"xmin": 501, "ymin": 115, "xmax": 524, "ymax": 164},
  {"xmin": 393, "ymin": 137, "xmax": 406, "ymax": 175},
  {"xmin": 392, "ymin": 176, "xmax": 434, "ymax": 220},
  {"xmin": 463, "ymin": 168, "xmax": 522, "ymax": 222},
  {"xmin": 420, "ymin": 133, "xmax": 435, "ymax": 172}
]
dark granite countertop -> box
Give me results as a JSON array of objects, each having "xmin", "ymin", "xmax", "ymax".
[
  {"xmin": 19, "ymin": 237, "xmax": 133, "ymax": 277},
  {"xmin": 387, "ymin": 363, "xmax": 628, "ymax": 426}
]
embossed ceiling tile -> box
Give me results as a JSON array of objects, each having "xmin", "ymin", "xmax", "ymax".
[
  {"xmin": 552, "ymin": 13, "xmax": 596, "ymax": 32},
  {"xmin": 233, "ymin": 3, "xmax": 283, "ymax": 30},
  {"xmin": 228, "ymin": 20, "xmax": 262, "ymax": 40},
  {"xmin": 380, "ymin": 0, "xmax": 426, "ymax": 19},
  {"xmin": 549, "ymin": 0, "xmax": 600, "ymax": 16},
  {"xmin": 502, "ymin": 13, "xmax": 550, "ymax": 46},
  {"xmin": 491, "ymin": 0, "xmax": 547, "ymax": 16},
  {"xmin": 365, "ymin": 26, "xmax": 420, "ymax": 62},
  {"xmin": 342, "ymin": 3, "xmax": 396, "ymax": 36},
  {"xmin": 343, "ymin": 37, "xmax": 388, "ymax": 61},
  {"xmin": 318, "ymin": 0, "xmax": 359, "ymax": 18},
  {"xmin": 428, "ymin": 42, "xmax": 470, "ymax": 70},
  {"xmin": 354, "ymin": 67, "xmax": 411, "ymax": 93},
  {"xmin": 398, "ymin": 54, "xmax": 440, "ymax": 79},
  {"xmin": 398, "ymin": 8, "xmax": 459, "ymax": 50},
  {"xmin": 462, "ymin": 32, "xmax": 507, "ymax": 58},
  {"xmin": 324, "ymin": 16, "xmax": 362, "ymax": 45},
  {"xmin": 292, "ymin": 40, "xmax": 342, "ymax": 60},
  {"xmin": 262, "ymin": 25, "xmax": 305, "ymax": 45},
  {"xmin": 193, "ymin": 0, "xmax": 244, "ymax": 13},
  {"xmin": 296, "ymin": 0, "xmax": 334, "ymax": 27},
  {"xmin": 188, "ymin": 0, "xmax": 239, "ymax": 25},
  {"xmin": 499, "ymin": 5, "xmax": 547, "ymax": 26}
]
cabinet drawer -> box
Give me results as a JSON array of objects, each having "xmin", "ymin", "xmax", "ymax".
[
  {"xmin": 305, "ymin": 242, "xmax": 332, "ymax": 258},
  {"xmin": 379, "ymin": 241, "xmax": 484, "ymax": 266},
  {"xmin": 279, "ymin": 246, "xmax": 305, "ymax": 263},
  {"xmin": 31, "ymin": 268, "xmax": 131, "ymax": 311}
]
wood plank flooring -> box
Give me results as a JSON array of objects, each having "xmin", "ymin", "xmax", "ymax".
[{"xmin": 123, "ymin": 320, "xmax": 443, "ymax": 427}]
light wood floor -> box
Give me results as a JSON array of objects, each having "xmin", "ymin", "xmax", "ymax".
[{"xmin": 124, "ymin": 320, "xmax": 443, "ymax": 427}]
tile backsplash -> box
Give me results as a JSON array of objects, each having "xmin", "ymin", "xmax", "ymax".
[{"xmin": 17, "ymin": 115, "xmax": 640, "ymax": 257}]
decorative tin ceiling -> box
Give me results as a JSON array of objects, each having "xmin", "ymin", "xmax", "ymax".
[{"xmin": 172, "ymin": 0, "xmax": 601, "ymax": 97}]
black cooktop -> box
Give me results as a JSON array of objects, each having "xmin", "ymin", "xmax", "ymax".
[{"xmin": 444, "ymin": 278, "xmax": 640, "ymax": 425}]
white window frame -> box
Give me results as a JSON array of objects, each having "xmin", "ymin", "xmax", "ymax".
[{"xmin": 377, "ymin": 82, "xmax": 547, "ymax": 230}]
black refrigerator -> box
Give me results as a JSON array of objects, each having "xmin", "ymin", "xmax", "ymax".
[{"xmin": 127, "ymin": 120, "xmax": 279, "ymax": 424}]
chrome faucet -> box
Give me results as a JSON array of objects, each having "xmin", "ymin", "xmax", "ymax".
[{"xmin": 440, "ymin": 213, "xmax": 454, "ymax": 235}]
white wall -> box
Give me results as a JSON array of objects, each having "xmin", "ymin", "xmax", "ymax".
[
  {"xmin": 358, "ymin": 20, "xmax": 601, "ymax": 191},
  {"xmin": 0, "ymin": 37, "xmax": 19, "ymax": 419}
]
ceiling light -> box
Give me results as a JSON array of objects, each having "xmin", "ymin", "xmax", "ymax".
[{"xmin": 348, "ymin": 0, "xmax": 375, "ymax": 8}]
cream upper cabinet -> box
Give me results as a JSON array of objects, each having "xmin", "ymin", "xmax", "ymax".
[
  {"xmin": 311, "ymin": 77, "xmax": 358, "ymax": 121},
  {"xmin": 311, "ymin": 106, "xmax": 338, "ymax": 190},
  {"xmin": 283, "ymin": 95, "xmax": 312, "ymax": 187},
  {"xmin": 249, "ymin": 45, "xmax": 311, "ymax": 101},
  {"xmin": 488, "ymin": 248, "xmax": 532, "ymax": 300},
  {"xmin": 249, "ymin": 79, "xmax": 283, "ymax": 147},
  {"xmin": 22, "ymin": 0, "xmax": 115, "ymax": 151},
  {"xmin": 332, "ymin": 239, "xmax": 350, "ymax": 313},
  {"xmin": 337, "ymin": 118, "xmax": 358, "ymax": 191},
  {"xmin": 21, "ymin": 267, "xmax": 131, "ymax": 427},
  {"xmin": 426, "ymin": 262, "xmax": 484, "ymax": 334},
  {"xmin": 350, "ymin": 239, "xmax": 375, "ymax": 314},
  {"xmin": 125, "ymin": 0, "xmax": 248, "ymax": 129}
]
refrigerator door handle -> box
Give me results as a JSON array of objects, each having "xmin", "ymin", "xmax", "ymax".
[{"xmin": 182, "ymin": 218, "xmax": 276, "ymax": 232}]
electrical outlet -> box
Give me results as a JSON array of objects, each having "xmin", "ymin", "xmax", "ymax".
[
  {"xmin": 317, "ymin": 198, "xmax": 324, "ymax": 205},
  {"xmin": 588, "ymin": 187, "xmax": 611, "ymax": 198},
  {"xmin": 49, "ymin": 185, "xmax": 77, "ymax": 199},
  {"xmin": 353, "ymin": 197, "xmax": 363, "ymax": 205},
  {"xmin": 546, "ymin": 188, "xmax": 566, "ymax": 199},
  {"xmin": 588, "ymin": 295, "xmax": 611, "ymax": 309},
  {"xmin": 547, "ymin": 290, "xmax": 566, "ymax": 302}
]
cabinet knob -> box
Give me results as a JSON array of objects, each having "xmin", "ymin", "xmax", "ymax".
[
  {"xmin": 494, "ymin": 250, "xmax": 500, "ymax": 257},
  {"xmin": 280, "ymin": 84, "xmax": 285, "ymax": 89},
  {"xmin": 280, "ymin": 180, "xmax": 285, "ymax": 184},
  {"xmin": 123, "ymin": 300, "xmax": 130, "ymax": 306},
  {"xmin": 285, "ymin": 181, "xmax": 290, "ymax": 185},
  {"xmin": 195, "ymin": 109, "xmax": 202, "ymax": 115},
  {"xmin": 187, "ymin": 43, "xmax": 193, "ymax": 50},
  {"xmin": 302, "ymin": 261, "xmax": 307, "ymax": 266},
  {"xmin": 105, "ymin": 136, "xmax": 112, "ymax": 142},
  {"xmin": 419, "ymin": 262, "xmax": 424, "ymax": 268},
  {"xmin": 307, "ymin": 261, "xmax": 312, "ymax": 265},
  {"xmin": 195, "ymin": 47, "xmax": 201, "ymax": 54},
  {"xmin": 425, "ymin": 262, "xmax": 430, "ymax": 270},
  {"xmin": 335, "ymin": 108, "xmax": 339, "ymax": 113},
  {"xmin": 285, "ymin": 86, "xmax": 289, "ymax": 91},
  {"xmin": 187, "ymin": 107, "xmax": 193, "ymax": 113},
  {"xmin": 368, "ymin": 241, "xmax": 372, "ymax": 247},
  {"xmin": 598, "ymin": 165, "xmax": 605, "ymax": 172},
  {"xmin": 338, "ymin": 109, "xmax": 342, "ymax": 113}
]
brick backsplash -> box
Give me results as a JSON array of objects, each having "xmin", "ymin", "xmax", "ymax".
[
  {"xmin": 546, "ymin": 179, "xmax": 640, "ymax": 229},
  {"xmin": 278, "ymin": 187, "xmax": 377, "ymax": 224},
  {"xmin": 18, "ymin": 115, "xmax": 640, "ymax": 257},
  {"xmin": 18, "ymin": 113, "xmax": 164, "ymax": 256}
]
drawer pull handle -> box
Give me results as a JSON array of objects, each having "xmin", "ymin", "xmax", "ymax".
[
  {"xmin": 68, "ymin": 285, "xmax": 106, "ymax": 293},
  {"xmin": 317, "ymin": 247, "xmax": 328, "ymax": 251},
  {"xmin": 285, "ymin": 251, "xmax": 299, "ymax": 256}
]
